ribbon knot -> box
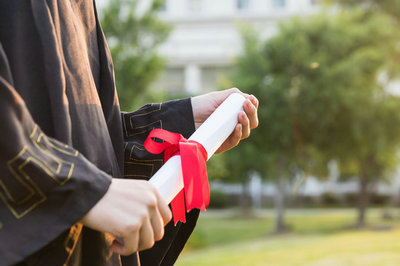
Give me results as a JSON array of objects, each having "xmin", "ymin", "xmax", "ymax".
[{"xmin": 144, "ymin": 128, "xmax": 210, "ymax": 225}]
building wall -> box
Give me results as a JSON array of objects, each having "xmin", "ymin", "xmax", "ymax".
[{"xmin": 154, "ymin": 0, "xmax": 319, "ymax": 93}]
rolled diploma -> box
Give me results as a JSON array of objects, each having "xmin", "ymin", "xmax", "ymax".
[{"xmin": 149, "ymin": 93, "xmax": 246, "ymax": 204}]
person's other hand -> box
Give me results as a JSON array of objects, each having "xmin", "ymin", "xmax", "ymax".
[
  {"xmin": 81, "ymin": 178, "xmax": 172, "ymax": 255},
  {"xmin": 191, "ymin": 88, "xmax": 259, "ymax": 153}
]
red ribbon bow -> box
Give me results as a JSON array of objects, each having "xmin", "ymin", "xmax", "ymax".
[{"xmin": 144, "ymin": 128, "xmax": 210, "ymax": 225}]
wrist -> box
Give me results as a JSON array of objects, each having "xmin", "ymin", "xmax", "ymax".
[{"xmin": 191, "ymin": 95, "xmax": 206, "ymax": 130}]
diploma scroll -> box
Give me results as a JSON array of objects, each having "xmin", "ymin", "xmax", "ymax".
[{"xmin": 149, "ymin": 93, "xmax": 246, "ymax": 204}]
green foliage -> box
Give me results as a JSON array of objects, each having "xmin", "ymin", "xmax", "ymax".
[
  {"xmin": 227, "ymin": 4, "xmax": 400, "ymax": 227},
  {"xmin": 224, "ymin": 140, "xmax": 262, "ymax": 183},
  {"xmin": 99, "ymin": 0, "xmax": 171, "ymax": 110},
  {"xmin": 326, "ymin": 0, "xmax": 400, "ymax": 77},
  {"xmin": 232, "ymin": 9, "xmax": 400, "ymax": 185},
  {"xmin": 209, "ymin": 190, "xmax": 231, "ymax": 209},
  {"xmin": 329, "ymin": 0, "xmax": 400, "ymax": 22},
  {"xmin": 207, "ymin": 153, "xmax": 231, "ymax": 181}
]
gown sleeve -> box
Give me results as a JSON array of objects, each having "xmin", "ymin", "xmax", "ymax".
[
  {"xmin": 121, "ymin": 99, "xmax": 200, "ymax": 266},
  {"xmin": 0, "ymin": 43, "xmax": 112, "ymax": 266}
]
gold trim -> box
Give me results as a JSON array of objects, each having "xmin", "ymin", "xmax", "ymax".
[
  {"xmin": 123, "ymin": 103, "xmax": 162, "ymax": 137},
  {"xmin": 0, "ymin": 126, "xmax": 79, "ymax": 218}
]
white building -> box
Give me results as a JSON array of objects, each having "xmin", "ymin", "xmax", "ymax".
[{"xmin": 154, "ymin": 0, "xmax": 319, "ymax": 94}]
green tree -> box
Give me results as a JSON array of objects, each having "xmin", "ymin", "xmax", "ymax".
[
  {"xmin": 224, "ymin": 142, "xmax": 262, "ymax": 213},
  {"xmin": 100, "ymin": 0, "xmax": 170, "ymax": 110},
  {"xmin": 328, "ymin": 0, "xmax": 400, "ymax": 76},
  {"xmin": 229, "ymin": 29, "xmax": 302, "ymax": 232},
  {"xmin": 330, "ymin": 0, "xmax": 400, "ymax": 22},
  {"xmin": 288, "ymin": 10, "xmax": 400, "ymax": 227},
  {"xmin": 232, "ymin": 9, "xmax": 400, "ymax": 229}
]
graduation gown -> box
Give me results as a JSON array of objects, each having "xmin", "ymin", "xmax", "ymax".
[{"xmin": 0, "ymin": 1, "xmax": 198, "ymax": 265}]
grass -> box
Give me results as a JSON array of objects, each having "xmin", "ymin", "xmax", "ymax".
[{"xmin": 176, "ymin": 208, "xmax": 400, "ymax": 266}]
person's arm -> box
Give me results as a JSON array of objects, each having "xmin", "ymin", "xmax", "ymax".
[
  {"xmin": 121, "ymin": 89, "xmax": 258, "ymax": 265},
  {"xmin": 0, "ymin": 43, "xmax": 170, "ymax": 264},
  {"xmin": 0, "ymin": 43, "xmax": 108, "ymax": 264}
]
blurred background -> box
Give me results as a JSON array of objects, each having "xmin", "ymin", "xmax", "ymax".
[{"xmin": 97, "ymin": 0, "xmax": 400, "ymax": 265}]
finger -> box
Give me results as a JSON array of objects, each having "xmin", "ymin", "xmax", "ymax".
[
  {"xmin": 110, "ymin": 239, "xmax": 124, "ymax": 255},
  {"xmin": 238, "ymin": 111, "xmax": 250, "ymax": 139},
  {"xmin": 216, "ymin": 123, "xmax": 242, "ymax": 153},
  {"xmin": 231, "ymin": 123, "xmax": 243, "ymax": 147},
  {"xmin": 149, "ymin": 207, "xmax": 165, "ymax": 242},
  {"xmin": 154, "ymin": 190, "xmax": 172, "ymax": 226},
  {"xmin": 111, "ymin": 231, "xmax": 139, "ymax": 256},
  {"xmin": 138, "ymin": 218, "xmax": 155, "ymax": 251},
  {"xmin": 243, "ymin": 99, "xmax": 259, "ymax": 129},
  {"xmin": 249, "ymin": 94, "xmax": 259, "ymax": 109}
]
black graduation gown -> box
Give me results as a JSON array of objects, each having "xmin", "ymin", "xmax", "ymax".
[{"xmin": 0, "ymin": 1, "xmax": 198, "ymax": 265}]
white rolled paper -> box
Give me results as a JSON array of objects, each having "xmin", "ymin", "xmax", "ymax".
[{"xmin": 149, "ymin": 93, "xmax": 246, "ymax": 204}]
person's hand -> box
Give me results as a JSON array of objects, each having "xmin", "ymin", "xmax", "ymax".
[
  {"xmin": 81, "ymin": 178, "xmax": 172, "ymax": 255},
  {"xmin": 191, "ymin": 88, "xmax": 259, "ymax": 153}
]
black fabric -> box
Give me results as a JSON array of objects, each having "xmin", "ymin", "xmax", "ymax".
[
  {"xmin": 0, "ymin": 1, "xmax": 198, "ymax": 265},
  {"xmin": 139, "ymin": 209, "xmax": 200, "ymax": 266},
  {"xmin": 122, "ymin": 99, "xmax": 197, "ymax": 266},
  {"xmin": 122, "ymin": 99, "xmax": 196, "ymax": 182},
  {"xmin": 0, "ymin": 0, "xmax": 117, "ymax": 264}
]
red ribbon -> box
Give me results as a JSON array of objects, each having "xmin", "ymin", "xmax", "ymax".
[{"xmin": 144, "ymin": 128, "xmax": 210, "ymax": 225}]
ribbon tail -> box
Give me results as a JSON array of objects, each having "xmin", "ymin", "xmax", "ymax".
[
  {"xmin": 180, "ymin": 142, "xmax": 209, "ymax": 212},
  {"xmin": 144, "ymin": 128, "xmax": 210, "ymax": 225},
  {"xmin": 200, "ymin": 167, "xmax": 210, "ymax": 211},
  {"xmin": 171, "ymin": 189, "xmax": 186, "ymax": 225}
]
